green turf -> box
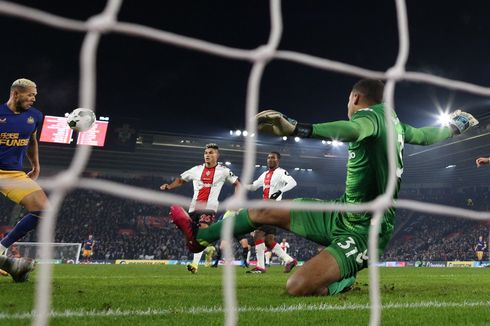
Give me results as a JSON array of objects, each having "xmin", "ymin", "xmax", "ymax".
[{"xmin": 0, "ymin": 265, "xmax": 489, "ymax": 325}]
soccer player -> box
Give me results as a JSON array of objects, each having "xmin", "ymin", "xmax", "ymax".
[
  {"xmin": 246, "ymin": 152, "xmax": 298, "ymax": 273},
  {"xmin": 160, "ymin": 143, "xmax": 240, "ymax": 274},
  {"xmin": 475, "ymin": 156, "xmax": 490, "ymax": 167},
  {"xmin": 280, "ymin": 238, "xmax": 290, "ymax": 265},
  {"xmin": 0, "ymin": 78, "xmax": 46, "ymax": 282},
  {"xmin": 81, "ymin": 235, "xmax": 95, "ymax": 263},
  {"xmin": 474, "ymin": 235, "xmax": 487, "ymax": 264},
  {"xmin": 170, "ymin": 79, "xmax": 478, "ymax": 296}
]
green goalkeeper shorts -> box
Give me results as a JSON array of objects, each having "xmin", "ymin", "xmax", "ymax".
[{"xmin": 289, "ymin": 198, "xmax": 393, "ymax": 278}]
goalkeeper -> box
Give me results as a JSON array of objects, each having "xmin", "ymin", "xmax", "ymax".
[{"xmin": 171, "ymin": 79, "xmax": 478, "ymax": 296}]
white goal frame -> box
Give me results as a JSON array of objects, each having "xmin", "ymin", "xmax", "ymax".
[{"xmin": 5, "ymin": 242, "xmax": 82, "ymax": 264}]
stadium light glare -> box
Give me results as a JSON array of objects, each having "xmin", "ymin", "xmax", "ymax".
[
  {"xmin": 332, "ymin": 140, "xmax": 342, "ymax": 147},
  {"xmin": 255, "ymin": 164, "xmax": 260, "ymax": 168},
  {"xmin": 229, "ymin": 130, "xmax": 233, "ymax": 135},
  {"xmin": 225, "ymin": 161, "xmax": 232, "ymax": 166},
  {"xmin": 437, "ymin": 112, "xmax": 451, "ymax": 126},
  {"xmin": 235, "ymin": 129, "xmax": 242, "ymax": 136},
  {"xmin": 294, "ymin": 167, "xmax": 300, "ymax": 171},
  {"xmin": 294, "ymin": 137, "xmax": 300, "ymax": 142},
  {"xmin": 445, "ymin": 164, "xmax": 456, "ymax": 169},
  {"xmin": 242, "ymin": 130, "xmax": 248, "ymax": 137},
  {"xmin": 307, "ymin": 168, "xmax": 313, "ymax": 172},
  {"xmin": 321, "ymin": 140, "xmax": 326, "ymax": 145},
  {"xmin": 282, "ymin": 136, "xmax": 287, "ymax": 141}
]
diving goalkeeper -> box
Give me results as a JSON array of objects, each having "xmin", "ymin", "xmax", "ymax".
[{"xmin": 171, "ymin": 79, "xmax": 478, "ymax": 296}]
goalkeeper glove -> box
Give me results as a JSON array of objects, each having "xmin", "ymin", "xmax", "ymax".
[
  {"xmin": 448, "ymin": 109, "xmax": 479, "ymax": 134},
  {"xmin": 269, "ymin": 191, "xmax": 282, "ymax": 200},
  {"xmin": 256, "ymin": 110, "xmax": 312, "ymax": 137}
]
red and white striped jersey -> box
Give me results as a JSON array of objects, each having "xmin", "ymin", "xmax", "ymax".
[
  {"xmin": 181, "ymin": 163, "xmax": 238, "ymax": 213},
  {"xmin": 280, "ymin": 241, "xmax": 290, "ymax": 253},
  {"xmin": 247, "ymin": 167, "xmax": 297, "ymax": 200}
]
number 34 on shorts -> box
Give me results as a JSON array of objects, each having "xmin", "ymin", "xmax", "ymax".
[{"xmin": 337, "ymin": 236, "xmax": 368, "ymax": 265}]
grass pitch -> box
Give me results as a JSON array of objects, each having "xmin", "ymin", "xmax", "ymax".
[{"xmin": 0, "ymin": 265, "xmax": 489, "ymax": 325}]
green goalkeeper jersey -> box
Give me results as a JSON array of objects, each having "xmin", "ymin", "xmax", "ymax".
[{"xmin": 311, "ymin": 103, "xmax": 453, "ymax": 229}]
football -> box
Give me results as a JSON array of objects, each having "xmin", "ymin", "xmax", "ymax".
[{"xmin": 66, "ymin": 108, "xmax": 96, "ymax": 132}]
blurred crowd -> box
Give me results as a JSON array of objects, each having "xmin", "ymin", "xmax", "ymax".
[{"xmin": 0, "ymin": 175, "xmax": 488, "ymax": 262}]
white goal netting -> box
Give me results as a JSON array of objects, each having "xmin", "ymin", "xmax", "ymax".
[{"xmin": 0, "ymin": 1, "xmax": 490, "ymax": 326}]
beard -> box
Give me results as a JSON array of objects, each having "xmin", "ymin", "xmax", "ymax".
[{"xmin": 15, "ymin": 101, "xmax": 29, "ymax": 112}]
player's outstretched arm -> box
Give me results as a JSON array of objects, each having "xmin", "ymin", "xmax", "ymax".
[
  {"xmin": 256, "ymin": 109, "xmax": 376, "ymax": 142},
  {"xmin": 160, "ymin": 177, "xmax": 186, "ymax": 190},
  {"xmin": 402, "ymin": 124, "xmax": 453, "ymax": 146},
  {"xmin": 403, "ymin": 109, "xmax": 478, "ymax": 146},
  {"xmin": 476, "ymin": 157, "xmax": 490, "ymax": 168}
]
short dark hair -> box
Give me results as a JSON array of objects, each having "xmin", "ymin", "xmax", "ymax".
[
  {"xmin": 352, "ymin": 79, "xmax": 384, "ymax": 104},
  {"xmin": 205, "ymin": 143, "xmax": 219, "ymax": 150},
  {"xmin": 269, "ymin": 151, "xmax": 281, "ymax": 159}
]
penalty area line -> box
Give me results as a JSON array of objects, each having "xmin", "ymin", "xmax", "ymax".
[{"xmin": 1, "ymin": 301, "xmax": 490, "ymax": 320}]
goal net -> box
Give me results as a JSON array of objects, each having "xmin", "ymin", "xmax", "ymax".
[
  {"xmin": 0, "ymin": 1, "xmax": 490, "ymax": 326},
  {"xmin": 5, "ymin": 242, "xmax": 82, "ymax": 265}
]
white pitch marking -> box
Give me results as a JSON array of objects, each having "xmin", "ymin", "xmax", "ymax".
[{"xmin": 1, "ymin": 301, "xmax": 489, "ymax": 320}]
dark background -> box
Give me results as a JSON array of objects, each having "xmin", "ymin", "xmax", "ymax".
[{"xmin": 1, "ymin": 1, "xmax": 489, "ymax": 134}]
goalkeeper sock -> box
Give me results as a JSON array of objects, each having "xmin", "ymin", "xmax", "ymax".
[
  {"xmin": 0, "ymin": 211, "xmax": 41, "ymax": 248},
  {"xmin": 327, "ymin": 276, "xmax": 356, "ymax": 296},
  {"xmin": 197, "ymin": 209, "xmax": 256, "ymax": 245}
]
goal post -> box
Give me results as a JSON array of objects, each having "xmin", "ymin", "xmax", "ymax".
[{"xmin": 5, "ymin": 242, "xmax": 82, "ymax": 264}]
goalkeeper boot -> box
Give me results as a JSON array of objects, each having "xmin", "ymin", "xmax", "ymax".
[
  {"xmin": 186, "ymin": 263, "xmax": 198, "ymax": 274},
  {"xmin": 170, "ymin": 206, "xmax": 206, "ymax": 253},
  {"xmin": 9, "ymin": 257, "xmax": 35, "ymax": 283},
  {"xmin": 283, "ymin": 259, "xmax": 298, "ymax": 273}
]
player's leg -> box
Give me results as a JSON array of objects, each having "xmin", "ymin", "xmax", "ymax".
[
  {"xmin": 0, "ymin": 188, "xmax": 47, "ymax": 255},
  {"xmin": 213, "ymin": 240, "xmax": 228, "ymax": 268},
  {"xmin": 239, "ymin": 238, "xmax": 249, "ymax": 267},
  {"xmin": 186, "ymin": 211, "xmax": 215, "ymax": 273},
  {"xmin": 285, "ymin": 250, "xmax": 340, "ymax": 296},
  {"xmin": 187, "ymin": 251, "xmax": 204, "ymax": 273},
  {"xmin": 191, "ymin": 207, "xmax": 291, "ymax": 246},
  {"xmin": 204, "ymin": 245, "xmax": 216, "ymax": 267},
  {"xmin": 249, "ymin": 229, "xmax": 266, "ymax": 273},
  {"xmin": 265, "ymin": 250, "xmax": 271, "ymax": 267},
  {"xmin": 264, "ymin": 232, "xmax": 297, "ymax": 273},
  {"xmin": 476, "ymin": 251, "xmax": 483, "ymax": 262},
  {"xmin": 246, "ymin": 244, "xmax": 252, "ymax": 265}
]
